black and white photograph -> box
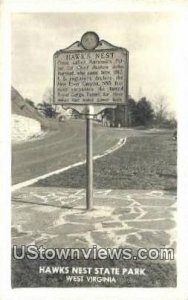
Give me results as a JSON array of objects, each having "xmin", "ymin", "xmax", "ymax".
[{"xmin": 0, "ymin": 0, "xmax": 188, "ymax": 299}]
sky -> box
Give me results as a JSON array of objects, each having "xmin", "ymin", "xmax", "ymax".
[{"xmin": 11, "ymin": 12, "xmax": 179, "ymax": 112}]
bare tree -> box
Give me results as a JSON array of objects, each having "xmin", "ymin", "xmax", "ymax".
[
  {"xmin": 37, "ymin": 87, "xmax": 58, "ymax": 118},
  {"xmin": 154, "ymin": 96, "xmax": 169, "ymax": 124},
  {"xmin": 42, "ymin": 87, "xmax": 54, "ymax": 105}
]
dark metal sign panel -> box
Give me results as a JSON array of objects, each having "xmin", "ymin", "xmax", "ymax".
[{"xmin": 53, "ymin": 40, "xmax": 128, "ymax": 105}]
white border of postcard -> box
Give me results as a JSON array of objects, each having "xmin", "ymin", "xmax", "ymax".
[{"xmin": 0, "ymin": 0, "xmax": 188, "ymax": 299}]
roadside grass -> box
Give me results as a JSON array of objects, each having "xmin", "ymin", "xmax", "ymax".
[{"xmin": 34, "ymin": 131, "xmax": 177, "ymax": 190}]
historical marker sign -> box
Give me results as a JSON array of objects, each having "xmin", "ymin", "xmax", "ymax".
[{"xmin": 53, "ymin": 33, "xmax": 129, "ymax": 105}]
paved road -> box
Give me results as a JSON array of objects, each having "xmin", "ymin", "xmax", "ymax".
[{"xmin": 12, "ymin": 119, "xmax": 143, "ymax": 185}]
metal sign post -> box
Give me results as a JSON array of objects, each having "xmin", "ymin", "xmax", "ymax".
[
  {"xmin": 53, "ymin": 31, "xmax": 129, "ymax": 211},
  {"xmin": 85, "ymin": 106, "xmax": 94, "ymax": 210}
]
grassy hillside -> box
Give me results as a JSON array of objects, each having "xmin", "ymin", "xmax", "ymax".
[
  {"xmin": 11, "ymin": 86, "xmax": 44, "ymax": 122},
  {"xmin": 11, "ymin": 86, "xmax": 61, "ymax": 130}
]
